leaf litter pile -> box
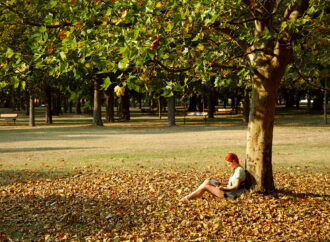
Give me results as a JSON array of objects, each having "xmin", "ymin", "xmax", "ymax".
[{"xmin": 0, "ymin": 169, "xmax": 329, "ymax": 241}]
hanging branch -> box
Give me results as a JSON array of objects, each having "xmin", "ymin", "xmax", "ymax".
[{"xmin": 292, "ymin": 63, "xmax": 329, "ymax": 92}]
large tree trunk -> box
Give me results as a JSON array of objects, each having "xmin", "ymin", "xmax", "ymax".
[
  {"xmin": 29, "ymin": 94, "xmax": 35, "ymax": 127},
  {"xmin": 167, "ymin": 95, "xmax": 176, "ymax": 126},
  {"xmin": 93, "ymin": 79, "xmax": 103, "ymax": 126},
  {"xmin": 246, "ymin": 25, "xmax": 292, "ymax": 192}
]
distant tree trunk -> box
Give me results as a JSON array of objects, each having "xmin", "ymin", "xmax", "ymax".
[
  {"xmin": 324, "ymin": 85, "xmax": 327, "ymax": 124},
  {"xmin": 312, "ymin": 91, "xmax": 323, "ymax": 111},
  {"xmin": 138, "ymin": 93, "xmax": 142, "ymax": 110},
  {"xmin": 323, "ymin": 78, "xmax": 328, "ymax": 124},
  {"xmin": 158, "ymin": 95, "xmax": 162, "ymax": 120},
  {"xmin": 188, "ymin": 94, "xmax": 197, "ymax": 111},
  {"xmin": 63, "ymin": 96, "xmax": 68, "ymax": 113},
  {"xmin": 207, "ymin": 90, "xmax": 216, "ymax": 118},
  {"xmin": 56, "ymin": 90, "xmax": 62, "ymax": 115},
  {"xmin": 167, "ymin": 95, "xmax": 176, "ymax": 126},
  {"xmin": 121, "ymin": 88, "xmax": 130, "ymax": 121},
  {"xmin": 105, "ymin": 84, "xmax": 115, "ymax": 122},
  {"xmin": 295, "ymin": 91, "xmax": 302, "ymax": 109},
  {"xmin": 69, "ymin": 101, "xmax": 73, "ymax": 113},
  {"xmin": 76, "ymin": 99, "xmax": 82, "ymax": 114},
  {"xmin": 243, "ymin": 88, "xmax": 250, "ymax": 123},
  {"xmin": 24, "ymin": 91, "xmax": 29, "ymax": 115},
  {"xmin": 307, "ymin": 90, "xmax": 312, "ymax": 113},
  {"xmin": 149, "ymin": 92, "xmax": 154, "ymax": 111},
  {"xmin": 93, "ymin": 79, "xmax": 103, "ymax": 126},
  {"xmin": 223, "ymin": 96, "xmax": 228, "ymax": 108},
  {"xmin": 197, "ymin": 95, "xmax": 203, "ymax": 112},
  {"xmin": 52, "ymin": 91, "xmax": 58, "ymax": 116},
  {"xmin": 45, "ymin": 85, "xmax": 52, "ymax": 124},
  {"xmin": 29, "ymin": 94, "xmax": 35, "ymax": 127},
  {"xmin": 10, "ymin": 87, "xmax": 17, "ymax": 110}
]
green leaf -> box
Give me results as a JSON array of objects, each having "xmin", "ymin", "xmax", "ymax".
[
  {"xmin": 6, "ymin": 48, "xmax": 14, "ymax": 59},
  {"xmin": 49, "ymin": 0, "xmax": 57, "ymax": 8},
  {"xmin": 59, "ymin": 52, "xmax": 66, "ymax": 60},
  {"xmin": 101, "ymin": 77, "xmax": 112, "ymax": 89},
  {"xmin": 21, "ymin": 81, "xmax": 26, "ymax": 90}
]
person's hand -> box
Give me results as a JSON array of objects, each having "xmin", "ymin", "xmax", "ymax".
[{"xmin": 219, "ymin": 186, "xmax": 225, "ymax": 190}]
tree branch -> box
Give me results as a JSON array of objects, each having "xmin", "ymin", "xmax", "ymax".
[
  {"xmin": 283, "ymin": 2, "xmax": 298, "ymax": 20},
  {"xmin": 210, "ymin": 63, "xmax": 244, "ymax": 70},
  {"xmin": 151, "ymin": 58, "xmax": 193, "ymax": 73},
  {"xmin": 210, "ymin": 22, "xmax": 250, "ymax": 51},
  {"xmin": 292, "ymin": 63, "xmax": 329, "ymax": 92},
  {"xmin": 284, "ymin": 0, "xmax": 309, "ymax": 21},
  {"xmin": 227, "ymin": 18, "xmax": 259, "ymax": 25}
]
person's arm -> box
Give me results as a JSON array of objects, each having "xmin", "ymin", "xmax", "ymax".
[
  {"xmin": 210, "ymin": 178, "xmax": 221, "ymax": 186},
  {"xmin": 220, "ymin": 178, "xmax": 241, "ymax": 191}
]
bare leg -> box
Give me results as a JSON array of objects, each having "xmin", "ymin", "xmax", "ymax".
[{"xmin": 181, "ymin": 179, "xmax": 224, "ymax": 202}]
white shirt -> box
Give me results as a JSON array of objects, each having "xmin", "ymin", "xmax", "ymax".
[{"xmin": 227, "ymin": 167, "xmax": 246, "ymax": 187}]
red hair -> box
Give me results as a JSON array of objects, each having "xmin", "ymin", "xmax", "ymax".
[{"xmin": 225, "ymin": 153, "xmax": 239, "ymax": 163}]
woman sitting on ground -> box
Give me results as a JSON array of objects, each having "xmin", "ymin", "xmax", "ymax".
[{"xmin": 180, "ymin": 153, "xmax": 246, "ymax": 202}]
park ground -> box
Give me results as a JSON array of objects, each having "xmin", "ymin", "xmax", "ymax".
[{"xmin": 0, "ymin": 107, "xmax": 329, "ymax": 240}]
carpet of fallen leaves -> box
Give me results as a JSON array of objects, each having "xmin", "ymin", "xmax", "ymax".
[{"xmin": 0, "ymin": 169, "xmax": 329, "ymax": 241}]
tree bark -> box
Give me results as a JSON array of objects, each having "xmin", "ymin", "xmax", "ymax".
[
  {"xmin": 246, "ymin": 29, "xmax": 292, "ymax": 192},
  {"xmin": 167, "ymin": 95, "xmax": 176, "ymax": 126},
  {"xmin": 93, "ymin": 79, "xmax": 103, "ymax": 126},
  {"xmin": 29, "ymin": 94, "xmax": 35, "ymax": 127},
  {"xmin": 45, "ymin": 85, "xmax": 52, "ymax": 124}
]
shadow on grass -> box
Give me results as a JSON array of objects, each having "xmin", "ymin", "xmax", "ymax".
[
  {"xmin": 0, "ymin": 124, "xmax": 248, "ymax": 143},
  {"xmin": 0, "ymin": 147, "xmax": 95, "ymax": 153},
  {"xmin": 274, "ymin": 188, "xmax": 329, "ymax": 199},
  {"xmin": 0, "ymin": 170, "xmax": 69, "ymax": 186}
]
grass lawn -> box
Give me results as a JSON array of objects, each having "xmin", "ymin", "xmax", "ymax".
[{"xmin": 0, "ymin": 110, "xmax": 329, "ymax": 240}]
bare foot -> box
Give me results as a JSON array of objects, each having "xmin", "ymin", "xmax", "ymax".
[{"xmin": 179, "ymin": 196, "xmax": 189, "ymax": 203}]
